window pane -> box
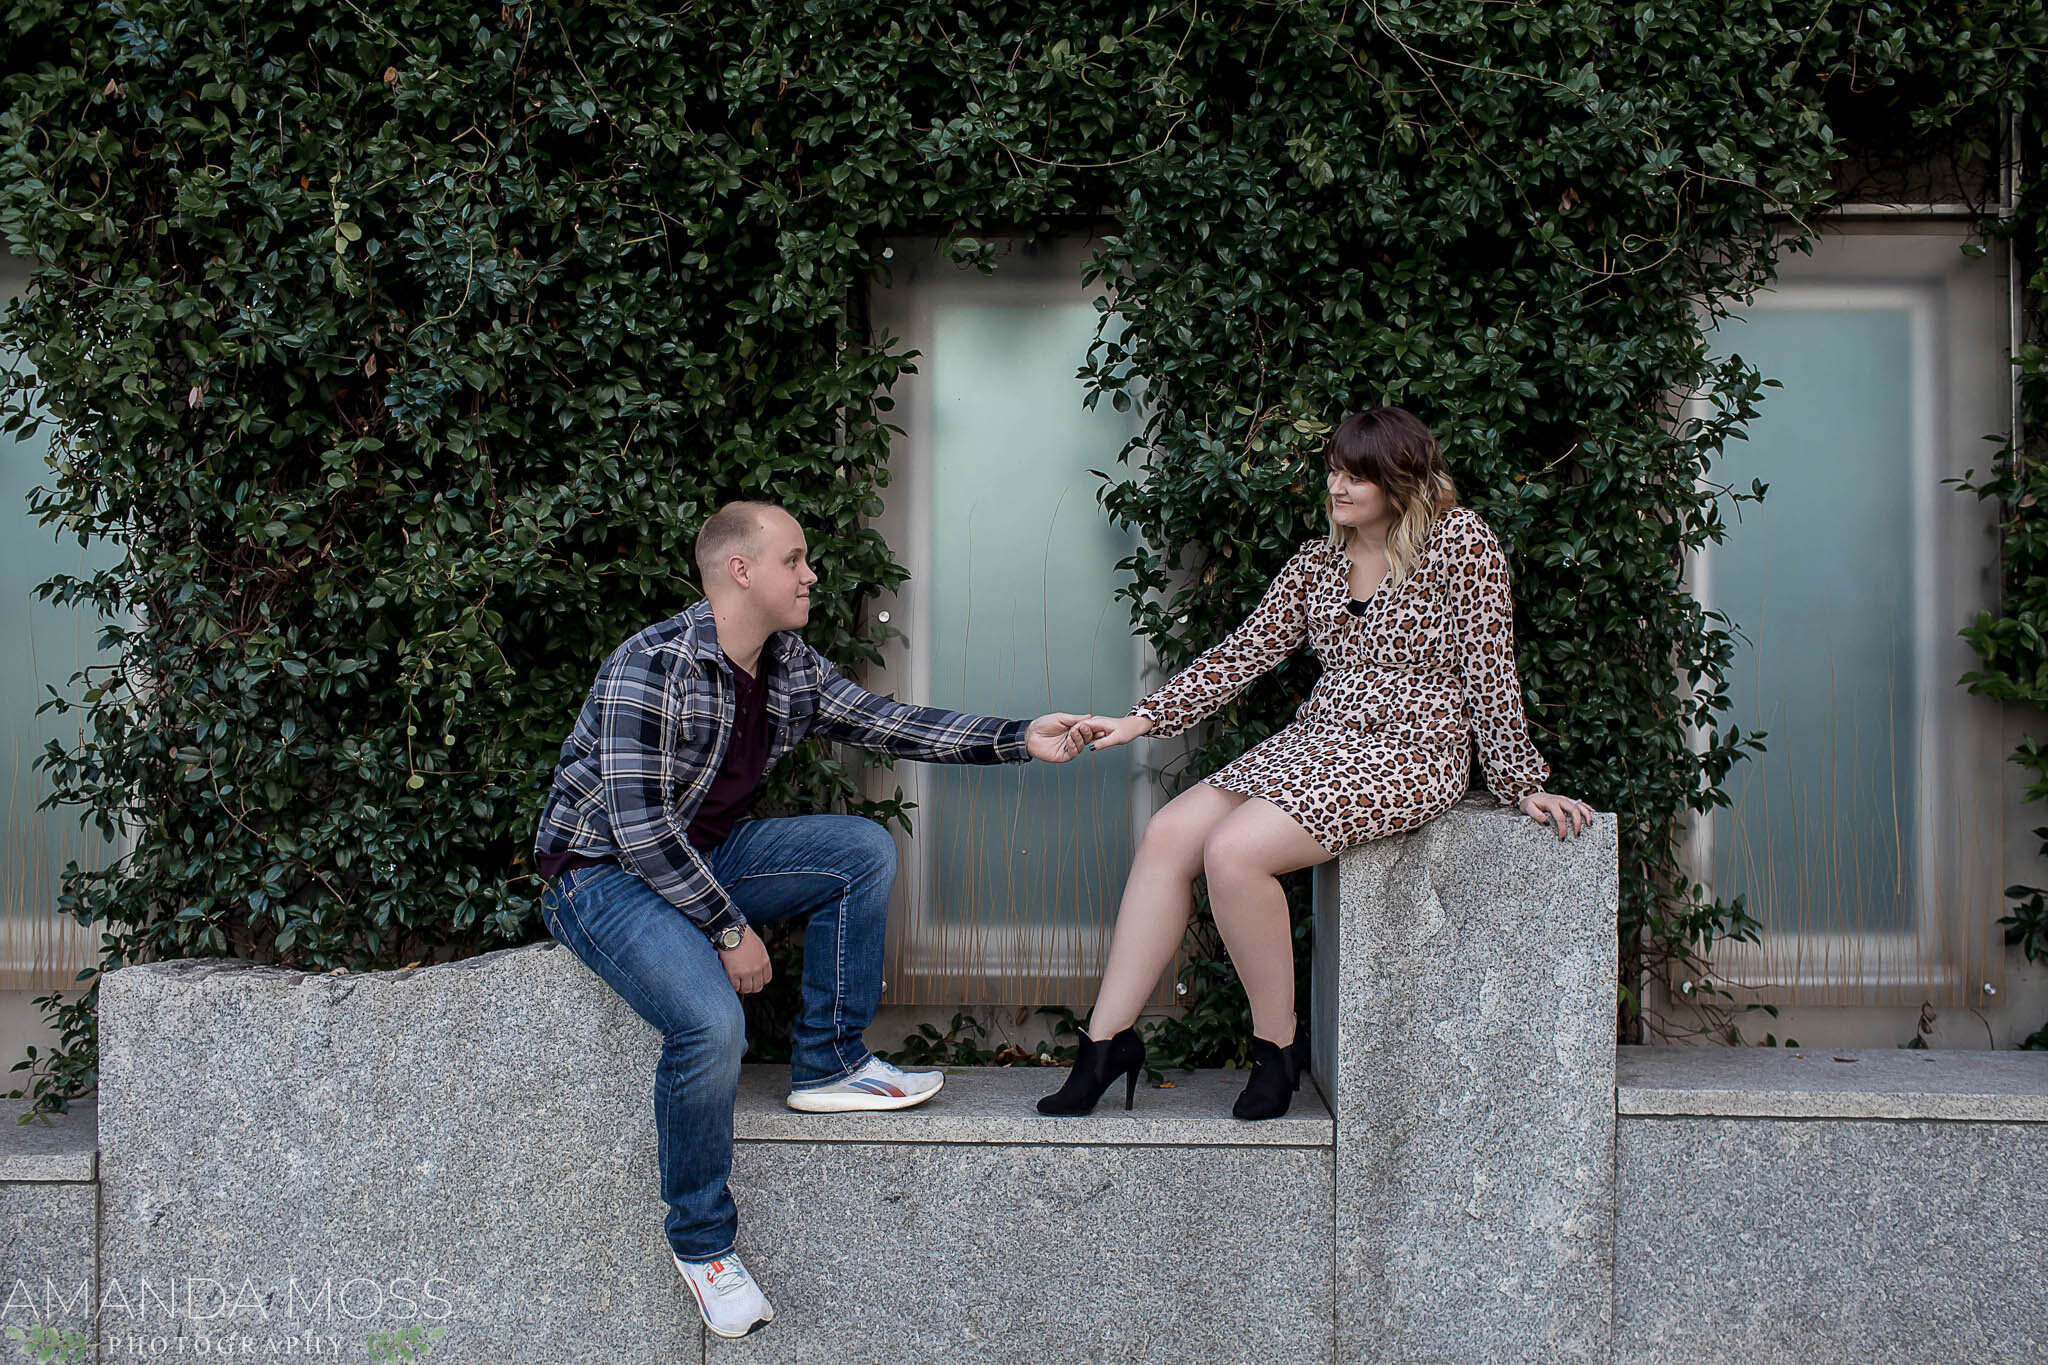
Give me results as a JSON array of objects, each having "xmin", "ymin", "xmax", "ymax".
[
  {"xmin": 923, "ymin": 300, "xmax": 1138, "ymax": 937},
  {"xmin": 1708, "ymin": 305, "xmax": 1918, "ymax": 935},
  {"xmin": 1, "ymin": 297, "xmax": 117, "ymax": 986}
]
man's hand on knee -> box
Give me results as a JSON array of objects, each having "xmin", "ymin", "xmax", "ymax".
[{"xmin": 720, "ymin": 927, "xmax": 772, "ymax": 994}]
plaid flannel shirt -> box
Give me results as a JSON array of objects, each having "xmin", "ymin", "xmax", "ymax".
[{"xmin": 534, "ymin": 599, "xmax": 1030, "ymax": 939}]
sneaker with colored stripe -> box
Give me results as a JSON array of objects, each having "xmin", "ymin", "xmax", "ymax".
[
  {"xmin": 785, "ymin": 1055, "xmax": 943, "ymax": 1113},
  {"xmin": 673, "ymin": 1250, "xmax": 773, "ymax": 1339}
]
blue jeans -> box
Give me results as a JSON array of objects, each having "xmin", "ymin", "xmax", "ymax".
[{"xmin": 537, "ymin": 814, "xmax": 897, "ymax": 1260}]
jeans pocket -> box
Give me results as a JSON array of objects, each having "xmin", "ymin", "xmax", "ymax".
[{"xmin": 543, "ymin": 865, "xmax": 600, "ymax": 939}]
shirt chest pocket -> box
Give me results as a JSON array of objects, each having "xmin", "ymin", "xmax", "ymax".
[
  {"xmin": 677, "ymin": 685, "xmax": 726, "ymax": 734},
  {"xmin": 766, "ymin": 691, "xmax": 817, "ymax": 765}
]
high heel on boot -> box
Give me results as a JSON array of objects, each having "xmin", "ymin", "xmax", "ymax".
[
  {"xmin": 1233, "ymin": 1023, "xmax": 1308, "ymax": 1121},
  {"xmin": 1036, "ymin": 1027, "xmax": 1145, "ymax": 1115}
]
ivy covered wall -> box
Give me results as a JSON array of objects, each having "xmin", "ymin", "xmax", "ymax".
[{"xmin": 3, "ymin": 0, "xmax": 2045, "ymax": 1101}]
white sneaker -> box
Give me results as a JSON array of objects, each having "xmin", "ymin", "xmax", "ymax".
[
  {"xmin": 674, "ymin": 1250, "xmax": 774, "ymax": 1339},
  {"xmin": 785, "ymin": 1055, "xmax": 944, "ymax": 1113}
]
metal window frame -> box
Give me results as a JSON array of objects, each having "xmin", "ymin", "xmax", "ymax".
[{"xmin": 861, "ymin": 235, "xmax": 1168, "ymax": 1004}]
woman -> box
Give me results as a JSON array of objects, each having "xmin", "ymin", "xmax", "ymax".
[{"xmin": 1040, "ymin": 407, "xmax": 1595, "ymax": 1121}]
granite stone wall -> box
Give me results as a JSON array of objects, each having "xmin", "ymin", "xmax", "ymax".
[
  {"xmin": 55, "ymin": 801, "xmax": 2048, "ymax": 1365},
  {"xmin": 723, "ymin": 1070, "xmax": 1335, "ymax": 1365},
  {"xmin": 1615, "ymin": 1047, "xmax": 2048, "ymax": 1365},
  {"xmin": 96, "ymin": 948, "xmax": 693, "ymax": 1364},
  {"xmin": 91, "ymin": 947, "xmax": 1336, "ymax": 1365}
]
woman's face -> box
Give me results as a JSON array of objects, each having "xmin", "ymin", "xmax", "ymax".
[{"xmin": 1327, "ymin": 467, "xmax": 1391, "ymax": 531}]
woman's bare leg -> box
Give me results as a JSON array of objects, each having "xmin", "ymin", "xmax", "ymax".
[
  {"xmin": 1201, "ymin": 799, "xmax": 1334, "ymax": 1045},
  {"xmin": 1085, "ymin": 783, "xmax": 1248, "ymax": 1038}
]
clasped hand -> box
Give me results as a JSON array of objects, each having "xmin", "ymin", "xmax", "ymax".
[{"xmin": 1023, "ymin": 712, "xmax": 1122, "ymax": 761}]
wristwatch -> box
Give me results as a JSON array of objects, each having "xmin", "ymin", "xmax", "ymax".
[{"xmin": 712, "ymin": 924, "xmax": 747, "ymax": 951}]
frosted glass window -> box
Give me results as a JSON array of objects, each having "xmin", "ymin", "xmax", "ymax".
[
  {"xmin": 865, "ymin": 240, "xmax": 1150, "ymax": 1003},
  {"xmin": 1707, "ymin": 306, "xmax": 1919, "ymax": 934},
  {"xmin": 1, "ymin": 268, "xmax": 117, "ymax": 987},
  {"xmin": 925, "ymin": 301, "xmax": 1137, "ymax": 930},
  {"xmin": 1691, "ymin": 224, "xmax": 2011, "ymax": 1006}
]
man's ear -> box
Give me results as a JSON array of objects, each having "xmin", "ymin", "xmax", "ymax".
[{"xmin": 725, "ymin": 554, "xmax": 752, "ymax": 590}]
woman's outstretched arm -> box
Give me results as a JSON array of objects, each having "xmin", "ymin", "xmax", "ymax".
[{"xmin": 1116, "ymin": 543, "xmax": 1319, "ymax": 741}]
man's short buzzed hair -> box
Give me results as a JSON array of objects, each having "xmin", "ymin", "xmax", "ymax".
[{"xmin": 694, "ymin": 500, "xmax": 787, "ymax": 585}]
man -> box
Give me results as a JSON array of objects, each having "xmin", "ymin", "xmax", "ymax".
[{"xmin": 532, "ymin": 500, "xmax": 1099, "ymax": 1339}]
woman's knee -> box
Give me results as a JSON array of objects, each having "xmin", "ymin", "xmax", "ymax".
[
  {"xmin": 1200, "ymin": 824, "xmax": 1254, "ymax": 888},
  {"xmin": 1139, "ymin": 788, "xmax": 1233, "ymax": 874},
  {"xmin": 1202, "ymin": 803, "xmax": 1328, "ymax": 890},
  {"xmin": 1202, "ymin": 815, "xmax": 1288, "ymax": 889}
]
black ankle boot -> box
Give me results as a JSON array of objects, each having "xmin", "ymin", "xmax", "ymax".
[
  {"xmin": 1036, "ymin": 1028, "xmax": 1145, "ymax": 1115},
  {"xmin": 1232, "ymin": 1030, "xmax": 1305, "ymax": 1121}
]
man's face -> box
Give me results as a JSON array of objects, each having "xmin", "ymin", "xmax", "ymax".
[{"xmin": 741, "ymin": 510, "xmax": 817, "ymax": 631}]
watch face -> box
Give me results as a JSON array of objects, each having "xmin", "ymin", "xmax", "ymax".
[{"xmin": 718, "ymin": 927, "xmax": 744, "ymax": 949}]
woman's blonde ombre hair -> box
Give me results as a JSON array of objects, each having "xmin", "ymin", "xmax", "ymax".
[{"xmin": 1325, "ymin": 407, "xmax": 1458, "ymax": 586}]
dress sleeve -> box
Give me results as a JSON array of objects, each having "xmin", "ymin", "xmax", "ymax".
[
  {"xmin": 1444, "ymin": 512, "xmax": 1551, "ymax": 806},
  {"xmin": 1129, "ymin": 543, "xmax": 1317, "ymax": 740}
]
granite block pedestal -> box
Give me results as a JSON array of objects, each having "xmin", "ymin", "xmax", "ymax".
[{"xmin": 1313, "ymin": 798, "xmax": 1620, "ymax": 1365}]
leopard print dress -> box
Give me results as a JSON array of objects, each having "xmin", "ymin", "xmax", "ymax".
[{"xmin": 1130, "ymin": 505, "xmax": 1550, "ymax": 855}]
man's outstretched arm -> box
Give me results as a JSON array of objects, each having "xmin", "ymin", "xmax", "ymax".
[{"xmin": 808, "ymin": 655, "xmax": 1101, "ymax": 764}]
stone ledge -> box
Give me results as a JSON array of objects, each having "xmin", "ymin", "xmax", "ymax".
[
  {"xmin": 734, "ymin": 1065, "xmax": 1333, "ymax": 1146},
  {"xmin": 722, "ymin": 1138, "xmax": 1336, "ymax": 1363},
  {"xmin": 106, "ymin": 948, "xmax": 542, "ymax": 990},
  {"xmin": 1617, "ymin": 1044, "xmax": 2048, "ymax": 1121},
  {"xmin": 1616, "ymin": 1116, "xmax": 2047, "ymax": 1364},
  {"xmin": 0, "ymin": 1098, "xmax": 97, "ymax": 1182},
  {"xmin": 90, "ymin": 945, "xmax": 1342, "ymax": 1364}
]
